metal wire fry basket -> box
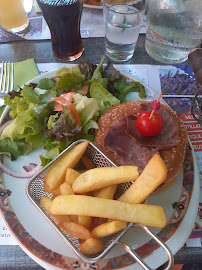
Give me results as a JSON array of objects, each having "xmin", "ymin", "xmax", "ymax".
[{"xmin": 26, "ymin": 139, "xmax": 174, "ymax": 270}]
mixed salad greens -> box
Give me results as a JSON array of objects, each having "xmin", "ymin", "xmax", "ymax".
[{"xmin": 0, "ymin": 57, "xmax": 145, "ymax": 167}]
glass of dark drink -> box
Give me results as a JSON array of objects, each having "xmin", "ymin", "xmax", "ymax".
[{"xmin": 36, "ymin": 0, "xmax": 84, "ymax": 61}]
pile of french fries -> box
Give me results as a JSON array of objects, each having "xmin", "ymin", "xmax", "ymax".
[{"xmin": 40, "ymin": 141, "xmax": 167, "ymax": 255}]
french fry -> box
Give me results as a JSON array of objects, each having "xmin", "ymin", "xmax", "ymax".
[
  {"xmin": 107, "ymin": 155, "xmax": 167, "ymax": 229},
  {"xmin": 91, "ymin": 221, "xmax": 127, "ymax": 238},
  {"xmin": 78, "ymin": 215, "xmax": 92, "ymax": 228},
  {"xmin": 40, "ymin": 196, "xmax": 52, "ymax": 212},
  {"xmin": 81, "ymin": 156, "xmax": 96, "ymax": 169},
  {"xmin": 93, "ymin": 184, "xmax": 118, "ymax": 227},
  {"xmin": 50, "ymin": 195, "xmax": 166, "ymax": 228},
  {"xmin": 91, "ymin": 182, "xmax": 118, "ymax": 228},
  {"xmin": 94, "ymin": 185, "xmax": 118, "ymax": 224},
  {"xmin": 60, "ymin": 182, "xmax": 79, "ymax": 223},
  {"xmin": 71, "ymin": 158, "xmax": 95, "ymax": 229},
  {"xmin": 53, "ymin": 214, "xmax": 71, "ymax": 223},
  {"xmin": 72, "ymin": 166, "xmax": 139, "ymax": 194},
  {"xmin": 40, "ymin": 196, "xmax": 71, "ymax": 223},
  {"xmin": 118, "ymin": 154, "xmax": 167, "ymax": 204},
  {"xmin": 59, "ymin": 183, "xmax": 91, "ymax": 226},
  {"xmin": 70, "ymin": 215, "xmax": 78, "ymax": 223},
  {"xmin": 93, "ymin": 185, "xmax": 117, "ymax": 199},
  {"xmin": 58, "ymin": 221, "xmax": 91, "ymax": 240},
  {"xmin": 65, "ymin": 168, "xmax": 80, "ymax": 186},
  {"xmin": 44, "ymin": 183, "xmax": 61, "ymax": 198},
  {"xmin": 77, "ymin": 170, "xmax": 87, "ymax": 174},
  {"xmin": 44, "ymin": 141, "xmax": 88, "ymax": 190},
  {"xmin": 60, "ymin": 182, "xmax": 74, "ymax": 195},
  {"xmin": 79, "ymin": 238, "xmax": 103, "ymax": 255}
]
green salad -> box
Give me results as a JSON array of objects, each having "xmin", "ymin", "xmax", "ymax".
[{"xmin": 0, "ymin": 58, "xmax": 145, "ymax": 166}]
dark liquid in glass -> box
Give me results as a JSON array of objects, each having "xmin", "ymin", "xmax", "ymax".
[{"xmin": 37, "ymin": 0, "xmax": 83, "ymax": 61}]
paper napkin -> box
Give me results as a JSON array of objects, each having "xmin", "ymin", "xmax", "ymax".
[{"xmin": 14, "ymin": 58, "xmax": 40, "ymax": 91}]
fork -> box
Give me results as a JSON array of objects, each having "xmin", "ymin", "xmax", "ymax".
[{"xmin": 0, "ymin": 61, "xmax": 14, "ymax": 95}]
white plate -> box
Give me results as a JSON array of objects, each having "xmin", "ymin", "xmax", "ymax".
[{"xmin": 0, "ymin": 70, "xmax": 200, "ymax": 270}]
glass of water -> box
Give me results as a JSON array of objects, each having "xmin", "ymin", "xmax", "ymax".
[
  {"xmin": 145, "ymin": 0, "xmax": 202, "ymax": 64},
  {"xmin": 103, "ymin": 0, "xmax": 147, "ymax": 62}
]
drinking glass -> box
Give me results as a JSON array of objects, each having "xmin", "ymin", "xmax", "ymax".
[
  {"xmin": 103, "ymin": 0, "xmax": 147, "ymax": 62},
  {"xmin": 0, "ymin": 0, "xmax": 29, "ymax": 33},
  {"xmin": 36, "ymin": 0, "xmax": 84, "ymax": 61},
  {"xmin": 145, "ymin": 0, "xmax": 202, "ymax": 64}
]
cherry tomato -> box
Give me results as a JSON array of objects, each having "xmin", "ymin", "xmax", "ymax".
[{"xmin": 136, "ymin": 111, "xmax": 163, "ymax": 136}]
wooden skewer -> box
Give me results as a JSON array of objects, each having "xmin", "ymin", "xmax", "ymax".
[{"xmin": 149, "ymin": 92, "xmax": 162, "ymax": 119}]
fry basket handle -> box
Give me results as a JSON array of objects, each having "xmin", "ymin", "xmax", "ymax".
[{"xmin": 120, "ymin": 225, "xmax": 174, "ymax": 270}]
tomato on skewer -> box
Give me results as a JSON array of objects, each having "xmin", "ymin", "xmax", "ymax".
[{"xmin": 136, "ymin": 111, "xmax": 163, "ymax": 137}]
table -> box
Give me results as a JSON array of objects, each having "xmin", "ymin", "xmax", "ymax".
[
  {"xmin": 0, "ymin": 35, "xmax": 190, "ymax": 65},
  {"xmin": 0, "ymin": 35, "xmax": 201, "ymax": 270}
]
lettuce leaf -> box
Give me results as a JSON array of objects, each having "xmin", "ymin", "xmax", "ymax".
[
  {"xmin": 0, "ymin": 138, "xmax": 32, "ymax": 160},
  {"xmin": 73, "ymin": 93, "xmax": 99, "ymax": 127},
  {"xmin": 82, "ymin": 120, "xmax": 99, "ymax": 135},
  {"xmin": 102, "ymin": 61, "xmax": 121, "ymax": 96},
  {"xmin": 40, "ymin": 137, "xmax": 68, "ymax": 167},
  {"xmin": 28, "ymin": 103, "xmax": 54, "ymax": 122},
  {"xmin": 78, "ymin": 60, "xmax": 97, "ymax": 80},
  {"xmin": 22, "ymin": 85, "xmax": 56, "ymax": 104},
  {"xmin": 89, "ymin": 82, "xmax": 120, "ymax": 115},
  {"xmin": 56, "ymin": 66, "xmax": 86, "ymax": 91},
  {"xmin": 0, "ymin": 84, "xmax": 56, "ymax": 160},
  {"xmin": 72, "ymin": 93, "xmax": 99, "ymax": 136},
  {"xmin": 4, "ymin": 94, "xmax": 29, "ymax": 119},
  {"xmin": 114, "ymin": 81, "xmax": 146, "ymax": 102},
  {"xmin": 90, "ymin": 56, "xmax": 108, "ymax": 88},
  {"xmin": 0, "ymin": 110, "xmax": 45, "ymax": 149},
  {"xmin": 56, "ymin": 66, "xmax": 82, "ymax": 77},
  {"xmin": 102, "ymin": 61, "xmax": 121, "ymax": 83},
  {"xmin": 37, "ymin": 78, "xmax": 55, "ymax": 90},
  {"xmin": 1, "ymin": 112, "xmax": 33, "ymax": 140},
  {"xmin": 46, "ymin": 107, "xmax": 79, "ymax": 141},
  {"xmin": 47, "ymin": 113, "xmax": 59, "ymax": 129},
  {"xmin": 21, "ymin": 85, "xmax": 39, "ymax": 103}
]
